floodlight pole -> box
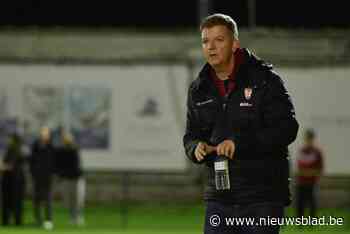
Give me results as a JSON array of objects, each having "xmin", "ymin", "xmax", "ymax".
[
  {"xmin": 247, "ymin": 0, "xmax": 256, "ymax": 29},
  {"xmin": 198, "ymin": 0, "xmax": 211, "ymax": 25}
]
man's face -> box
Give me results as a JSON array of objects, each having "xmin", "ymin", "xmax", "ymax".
[
  {"xmin": 201, "ymin": 25, "xmax": 239, "ymax": 68},
  {"xmin": 304, "ymin": 136, "xmax": 314, "ymax": 146},
  {"xmin": 40, "ymin": 127, "xmax": 51, "ymax": 143}
]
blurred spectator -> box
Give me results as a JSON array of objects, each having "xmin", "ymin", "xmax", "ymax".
[
  {"xmin": 295, "ymin": 128, "xmax": 324, "ymax": 218},
  {"xmin": 1, "ymin": 133, "xmax": 26, "ymax": 226},
  {"xmin": 29, "ymin": 127, "xmax": 55, "ymax": 230},
  {"xmin": 55, "ymin": 131, "xmax": 85, "ymax": 226}
]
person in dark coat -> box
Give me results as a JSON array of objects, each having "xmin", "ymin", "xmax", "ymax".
[
  {"xmin": 1, "ymin": 133, "xmax": 26, "ymax": 226},
  {"xmin": 55, "ymin": 131, "xmax": 85, "ymax": 225},
  {"xmin": 183, "ymin": 14, "xmax": 298, "ymax": 234},
  {"xmin": 29, "ymin": 126, "xmax": 55, "ymax": 230}
]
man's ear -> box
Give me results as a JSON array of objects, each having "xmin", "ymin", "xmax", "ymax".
[{"xmin": 232, "ymin": 39, "xmax": 240, "ymax": 53}]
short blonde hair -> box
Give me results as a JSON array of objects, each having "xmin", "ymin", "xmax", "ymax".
[{"xmin": 200, "ymin": 13, "xmax": 239, "ymax": 40}]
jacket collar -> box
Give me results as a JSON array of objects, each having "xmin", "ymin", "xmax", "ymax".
[{"xmin": 195, "ymin": 48, "xmax": 273, "ymax": 91}]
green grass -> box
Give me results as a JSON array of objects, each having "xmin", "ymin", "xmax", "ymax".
[{"xmin": 0, "ymin": 201, "xmax": 348, "ymax": 234}]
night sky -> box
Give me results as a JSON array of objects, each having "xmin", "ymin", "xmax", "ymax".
[{"xmin": 0, "ymin": 0, "xmax": 349, "ymax": 28}]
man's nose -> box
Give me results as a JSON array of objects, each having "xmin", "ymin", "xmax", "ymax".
[{"xmin": 207, "ymin": 41, "xmax": 215, "ymax": 50}]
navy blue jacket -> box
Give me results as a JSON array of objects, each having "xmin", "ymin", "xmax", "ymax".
[
  {"xmin": 55, "ymin": 145, "xmax": 83, "ymax": 179},
  {"xmin": 29, "ymin": 140, "xmax": 55, "ymax": 186}
]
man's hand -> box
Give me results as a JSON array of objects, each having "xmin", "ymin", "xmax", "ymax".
[
  {"xmin": 194, "ymin": 142, "xmax": 216, "ymax": 162},
  {"xmin": 298, "ymin": 169, "xmax": 322, "ymax": 177},
  {"xmin": 0, "ymin": 163, "xmax": 12, "ymax": 171},
  {"xmin": 216, "ymin": 140, "xmax": 235, "ymax": 159}
]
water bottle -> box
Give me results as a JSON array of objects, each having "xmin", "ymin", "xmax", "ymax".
[{"xmin": 214, "ymin": 156, "xmax": 230, "ymax": 190}]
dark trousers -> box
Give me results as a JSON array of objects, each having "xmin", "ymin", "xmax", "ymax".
[
  {"xmin": 1, "ymin": 175, "xmax": 25, "ymax": 226},
  {"xmin": 296, "ymin": 184, "xmax": 317, "ymax": 218},
  {"xmin": 33, "ymin": 181, "xmax": 52, "ymax": 225},
  {"xmin": 204, "ymin": 201, "xmax": 284, "ymax": 234}
]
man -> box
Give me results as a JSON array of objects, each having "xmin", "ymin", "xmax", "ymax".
[
  {"xmin": 1, "ymin": 133, "xmax": 26, "ymax": 226},
  {"xmin": 183, "ymin": 14, "xmax": 299, "ymax": 234},
  {"xmin": 295, "ymin": 129, "xmax": 323, "ymax": 219},
  {"xmin": 29, "ymin": 126, "xmax": 55, "ymax": 230},
  {"xmin": 55, "ymin": 131, "xmax": 85, "ymax": 226}
]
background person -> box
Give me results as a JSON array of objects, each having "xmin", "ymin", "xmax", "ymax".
[
  {"xmin": 55, "ymin": 131, "xmax": 85, "ymax": 226},
  {"xmin": 1, "ymin": 133, "xmax": 26, "ymax": 226},
  {"xmin": 29, "ymin": 126, "xmax": 55, "ymax": 230},
  {"xmin": 295, "ymin": 128, "xmax": 324, "ymax": 219}
]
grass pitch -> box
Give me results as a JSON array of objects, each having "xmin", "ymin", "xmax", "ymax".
[{"xmin": 0, "ymin": 201, "xmax": 348, "ymax": 234}]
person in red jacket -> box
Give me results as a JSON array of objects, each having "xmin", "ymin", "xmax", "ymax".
[{"xmin": 295, "ymin": 129, "xmax": 324, "ymax": 218}]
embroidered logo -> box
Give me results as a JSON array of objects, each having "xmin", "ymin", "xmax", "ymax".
[{"xmin": 240, "ymin": 102, "xmax": 252, "ymax": 107}]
